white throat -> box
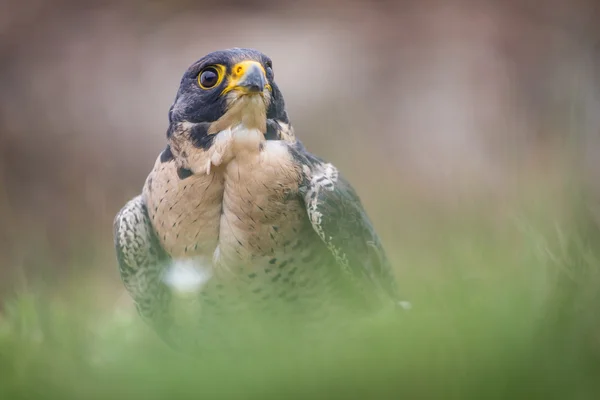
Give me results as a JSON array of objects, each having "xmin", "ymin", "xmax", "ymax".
[{"xmin": 204, "ymin": 124, "xmax": 265, "ymax": 174}]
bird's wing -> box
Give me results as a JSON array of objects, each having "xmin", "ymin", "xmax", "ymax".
[
  {"xmin": 293, "ymin": 145, "xmax": 400, "ymax": 306},
  {"xmin": 113, "ymin": 195, "xmax": 173, "ymax": 335}
]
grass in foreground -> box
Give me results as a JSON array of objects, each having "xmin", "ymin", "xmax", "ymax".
[{"xmin": 1, "ymin": 203, "xmax": 600, "ymax": 400}]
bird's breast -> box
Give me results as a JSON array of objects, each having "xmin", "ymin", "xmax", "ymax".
[
  {"xmin": 215, "ymin": 140, "xmax": 306, "ymax": 269},
  {"xmin": 143, "ymin": 134, "xmax": 309, "ymax": 275},
  {"xmin": 143, "ymin": 153, "xmax": 224, "ymax": 258}
]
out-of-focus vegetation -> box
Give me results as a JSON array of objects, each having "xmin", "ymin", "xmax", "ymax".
[
  {"xmin": 2, "ymin": 196, "xmax": 600, "ymax": 399},
  {"xmin": 2, "ymin": 0, "xmax": 600, "ymax": 398}
]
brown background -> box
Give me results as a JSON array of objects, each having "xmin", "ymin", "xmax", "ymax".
[{"xmin": 1, "ymin": 0, "xmax": 599, "ymax": 306}]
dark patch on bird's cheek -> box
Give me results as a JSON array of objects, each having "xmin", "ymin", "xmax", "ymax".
[
  {"xmin": 188, "ymin": 122, "xmax": 215, "ymax": 150},
  {"xmin": 265, "ymin": 120, "xmax": 280, "ymax": 140},
  {"xmin": 266, "ymin": 83, "xmax": 287, "ymax": 121},
  {"xmin": 263, "ymin": 83, "xmax": 289, "ymax": 141}
]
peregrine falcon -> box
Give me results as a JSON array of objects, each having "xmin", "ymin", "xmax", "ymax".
[{"xmin": 114, "ymin": 48, "xmax": 400, "ymax": 344}]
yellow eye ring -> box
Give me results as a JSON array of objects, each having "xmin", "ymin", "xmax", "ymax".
[{"xmin": 198, "ymin": 64, "xmax": 225, "ymax": 89}]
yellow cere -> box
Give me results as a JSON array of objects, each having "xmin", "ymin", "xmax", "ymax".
[
  {"xmin": 198, "ymin": 64, "xmax": 226, "ymax": 89},
  {"xmin": 221, "ymin": 60, "xmax": 271, "ymax": 95}
]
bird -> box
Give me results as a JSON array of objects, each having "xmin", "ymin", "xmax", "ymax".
[{"xmin": 113, "ymin": 48, "xmax": 401, "ymax": 347}]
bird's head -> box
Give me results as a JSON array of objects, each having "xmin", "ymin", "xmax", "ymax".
[{"xmin": 168, "ymin": 48, "xmax": 288, "ymax": 140}]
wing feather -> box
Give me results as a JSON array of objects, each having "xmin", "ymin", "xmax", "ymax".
[
  {"xmin": 113, "ymin": 195, "xmax": 173, "ymax": 335},
  {"xmin": 293, "ymin": 144, "xmax": 400, "ymax": 305}
]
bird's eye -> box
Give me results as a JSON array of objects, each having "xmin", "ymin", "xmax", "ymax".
[{"xmin": 198, "ymin": 67, "xmax": 220, "ymax": 89}]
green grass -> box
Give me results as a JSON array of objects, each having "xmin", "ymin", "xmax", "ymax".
[{"xmin": 2, "ymin": 199, "xmax": 600, "ymax": 399}]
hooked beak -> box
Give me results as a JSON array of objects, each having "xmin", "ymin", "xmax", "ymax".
[{"xmin": 221, "ymin": 61, "xmax": 268, "ymax": 95}]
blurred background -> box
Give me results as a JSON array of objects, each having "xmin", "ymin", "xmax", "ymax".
[
  {"xmin": 2, "ymin": 0, "xmax": 600, "ymax": 381},
  {"xmin": 0, "ymin": 0, "xmax": 599, "ymax": 298},
  {"xmin": 2, "ymin": 0, "xmax": 599, "ymax": 299},
  {"xmin": 2, "ymin": 0, "xmax": 600, "ymax": 397}
]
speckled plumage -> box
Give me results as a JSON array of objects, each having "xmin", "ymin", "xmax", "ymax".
[{"xmin": 113, "ymin": 48, "xmax": 400, "ymax": 346}]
